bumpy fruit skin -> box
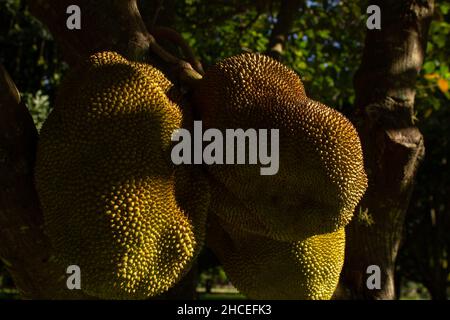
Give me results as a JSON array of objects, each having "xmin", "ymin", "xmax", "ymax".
[
  {"xmin": 208, "ymin": 215, "xmax": 346, "ymax": 300},
  {"xmin": 35, "ymin": 52, "xmax": 209, "ymax": 299},
  {"xmin": 195, "ymin": 53, "xmax": 367, "ymax": 241}
]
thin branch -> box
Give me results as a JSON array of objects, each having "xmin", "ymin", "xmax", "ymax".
[
  {"xmin": 152, "ymin": 26, "xmax": 205, "ymax": 75},
  {"xmin": 146, "ymin": 33, "xmax": 203, "ymax": 83}
]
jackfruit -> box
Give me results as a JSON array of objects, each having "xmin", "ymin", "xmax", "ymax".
[
  {"xmin": 35, "ymin": 51, "xmax": 209, "ymax": 299},
  {"xmin": 207, "ymin": 214, "xmax": 346, "ymax": 300},
  {"xmin": 195, "ymin": 53, "xmax": 367, "ymax": 241}
]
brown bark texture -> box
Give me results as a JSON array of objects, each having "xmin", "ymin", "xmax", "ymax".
[{"xmin": 337, "ymin": 0, "xmax": 435, "ymax": 300}]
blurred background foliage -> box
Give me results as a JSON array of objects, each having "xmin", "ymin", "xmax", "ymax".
[{"xmin": 0, "ymin": 0, "xmax": 448, "ymax": 299}]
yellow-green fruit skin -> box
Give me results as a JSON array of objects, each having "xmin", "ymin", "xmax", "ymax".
[
  {"xmin": 195, "ymin": 53, "xmax": 367, "ymax": 241},
  {"xmin": 208, "ymin": 215, "xmax": 346, "ymax": 300},
  {"xmin": 35, "ymin": 52, "xmax": 209, "ymax": 299}
]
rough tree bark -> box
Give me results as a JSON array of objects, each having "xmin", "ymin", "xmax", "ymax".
[
  {"xmin": 0, "ymin": 0, "xmax": 199, "ymax": 299},
  {"xmin": 336, "ymin": 0, "xmax": 434, "ymax": 300}
]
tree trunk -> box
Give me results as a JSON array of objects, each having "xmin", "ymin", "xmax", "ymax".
[{"xmin": 337, "ymin": 0, "xmax": 434, "ymax": 300}]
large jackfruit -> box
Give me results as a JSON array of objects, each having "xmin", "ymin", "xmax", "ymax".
[
  {"xmin": 35, "ymin": 52, "xmax": 209, "ymax": 299},
  {"xmin": 207, "ymin": 214, "xmax": 345, "ymax": 300},
  {"xmin": 195, "ymin": 53, "xmax": 367, "ymax": 241}
]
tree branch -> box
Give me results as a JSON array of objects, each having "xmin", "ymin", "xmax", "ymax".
[
  {"xmin": 266, "ymin": 0, "xmax": 303, "ymax": 61},
  {"xmin": 152, "ymin": 26, "xmax": 205, "ymax": 75}
]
